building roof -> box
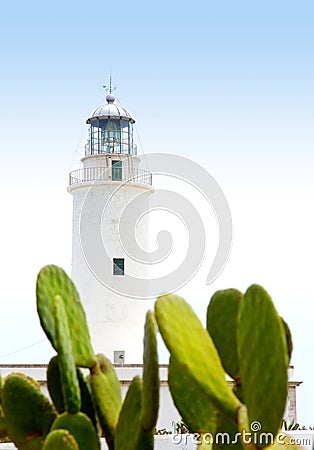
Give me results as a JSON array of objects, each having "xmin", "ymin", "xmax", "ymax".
[{"xmin": 86, "ymin": 94, "xmax": 135, "ymax": 123}]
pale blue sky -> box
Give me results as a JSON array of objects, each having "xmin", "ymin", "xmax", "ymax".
[{"xmin": 0, "ymin": 0, "xmax": 313, "ymax": 425}]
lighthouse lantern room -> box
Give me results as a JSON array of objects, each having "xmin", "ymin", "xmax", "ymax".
[{"xmin": 86, "ymin": 92, "xmax": 136, "ymax": 156}]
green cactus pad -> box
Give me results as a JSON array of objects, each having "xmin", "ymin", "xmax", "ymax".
[
  {"xmin": 0, "ymin": 372, "xmax": 2, "ymax": 400},
  {"xmin": 0, "ymin": 405, "xmax": 7, "ymax": 440},
  {"xmin": 0, "ymin": 376, "xmax": 5, "ymax": 440},
  {"xmin": 2, "ymin": 372, "xmax": 56, "ymax": 450},
  {"xmin": 168, "ymin": 356, "xmax": 219, "ymax": 434},
  {"xmin": 54, "ymin": 295, "xmax": 81, "ymax": 413},
  {"xmin": 233, "ymin": 383, "xmax": 244, "ymax": 403},
  {"xmin": 47, "ymin": 356, "xmax": 65, "ymax": 413},
  {"xmin": 213, "ymin": 413, "xmax": 244, "ymax": 450},
  {"xmin": 281, "ymin": 317, "xmax": 293, "ymax": 363},
  {"xmin": 115, "ymin": 376, "xmax": 152, "ymax": 450},
  {"xmin": 48, "ymin": 356, "xmax": 97, "ymax": 428},
  {"xmin": 36, "ymin": 264, "xmax": 95, "ymax": 368},
  {"xmin": 155, "ymin": 294, "xmax": 242, "ymax": 420},
  {"xmin": 237, "ymin": 285, "xmax": 288, "ymax": 443},
  {"xmin": 89, "ymin": 354, "xmax": 122, "ymax": 448},
  {"xmin": 141, "ymin": 311, "xmax": 159, "ymax": 432},
  {"xmin": 43, "ymin": 429, "xmax": 79, "ymax": 450},
  {"xmin": 77, "ymin": 369, "xmax": 98, "ymax": 430},
  {"xmin": 207, "ymin": 288, "xmax": 243, "ymax": 380},
  {"xmin": 136, "ymin": 429, "xmax": 154, "ymax": 449},
  {"xmin": 51, "ymin": 412, "xmax": 100, "ymax": 450}
]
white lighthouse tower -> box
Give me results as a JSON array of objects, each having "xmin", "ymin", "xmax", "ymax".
[{"xmin": 67, "ymin": 87, "xmax": 153, "ymax": 363}]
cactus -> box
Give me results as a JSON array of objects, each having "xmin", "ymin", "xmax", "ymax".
[
  {"xmin": 156, "ymin": 286, "xmax": 292, "ymax": 450},
  {"xmin": 281, "ymin": 317, "xmax": 293, "ymax": 362},
  {"xmin": 0, "ymin": 265, "xmax": 296, "ymax": 450},
  {"xmin": 155, "ymin": 293, "xmax": 242, "ymax": 420},
  {"xmin": 47, "ymin": 356, "xmax": 97, "ymax": 429},
  {"xmin": 43, "ymin": 429, "xmax": 79, "ymax": 450},
  {"xmin": 213, "ymin": 413, "xmax": 243, "ymax": 450},
  {"xmin": 237, "ymin": 284, "xmax": 288, "ymax": 442},
  {"xmin": 0, "ymin": 374, "xmax": 6, "ymax": 440},
  {"xmin": 54, "ymin": 294, "xmax": 81, "ymax": 414},
  {"xmin": 115, "ymin": 376, "xmax": 146, "ymax": 450},
  {"xmin": 76, "ymin": 369, "xmax": 98, "ymax": 430},
  {"xmin": 141, "ymin": 311, "xmax": 159, "ymax": 432},
  {"xmin": 51, "ymin": 412, "xmax": 100, "ymax": 450},
  {"xmin": 36, "ymin": 264, "xmax": 95, "ymax": 368},
  {"xmin": 0, "ymin": 405, "xmax": 7, "ymax": 441},
  {"xmin": 114, "ymin": 312, "xmax": 159, "ymax": 450},
  {"xmin": 47, "ymin": 356, "xmax": 65, "ymax": 413},
  {"xmin": 89, "ymin": 354, "xmax": 122, "ymax": 449},
  {"xmin": 168, "ymin": 356, "xmax": 219, "ymax": 434},
  {"xmin": 2, "ymin": 373, "xmax": 56, "ymax": 450},
  {"xmin": 206, "ymin": 288, "xmax": 242, "ymax": 380}
]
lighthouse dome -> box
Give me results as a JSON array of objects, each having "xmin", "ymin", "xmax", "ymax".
[
  {"xmin": 86, "ymin": 94, "xmax": 135, "ymax": 124},
  {"xmin": 85, "ymin": 92, "xmax": 136, "ymax": 156}
]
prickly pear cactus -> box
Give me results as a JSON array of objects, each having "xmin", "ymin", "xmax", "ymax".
[
  {"xmin": 0, "ymin": 373, "xmax": 6, "ymax": 440},
  {"xmin": 89, "ymin": 354, "xmax": 122, "ymax": 449},
  {"xmin": 155, "ymin": 293, "xmax": 242, "ymax": 420},
  {"xmin": 54, "ymin": 294, "xmax": 81, "ymax": 414},
  {"xmin": 47, "ymin": 356, "xmax": 65, "ymax": 413},
  {"xmin": 0, "ymin": 264, "xmax": 294, "ymax": 450},
  {"xmin": 206, "ymin": 288, "xmax": 243, "ymax": 380},
  {"xmin": 213, "ymin": 379, "xmax": 245, "ymax": 450},
  {"xmin": 76, "ymin": 369, "xmax": 98, "ymax": 430},
  {"xmin": 237, "ymin": 284, "xmax": 288, "ymax": 443},
  {"xmin": 115, "ymin": 376, "xmax": 147, "ymax": 450},
  {"xmin": 51, "ymin": 411, "xmax": 100, "ymax": 450},
  {"xmin": 141, "ymin": 311, "xmax": 159, "ymax": 432},
  {"xmin": 281, "ymin": 317, "xmax": 293, "ymax": 362},
  {"xmin": 43, "ymin": 429, "xmax": 79, "ymax": 450},
  {"xmin": 168, "ymin": 355, "xmax": 219, "ymax": 434},
  {"xmin": 156, "ymin": 286, "xmax": 293, "ymax": 450},
  {"xmin": 47, "ymin": 356, "xmax": 97, "ymax": 429},
  {"xmin": 213, "ymin": 413, "xmax": 244, "ymax": 450},
  {"xmin": 36, "ymin": 264, "xmax": 95, "ymax": 368},
  {"xmin": 2, "ymin": 373, "xmax": 56, "ymax": 450},
  {"xmin": 0, "ymin": 372, "xmax": 2, "ymax": 399},
  {"xmin": 214, "ymin": 386, "xmax": 246, "ymax": 450},
  {"xmin": 0, "ymin": 405, "xmax": 7, "ymax": 441}
]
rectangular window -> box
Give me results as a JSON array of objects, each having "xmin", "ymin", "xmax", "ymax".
[
  {"xmin": 114, "ymin": 350, "xmax": 125, "ymax": 365},
  {"xmin": 113, "ymin": 258, "xmax": 124, "ymax": 275},
  {"xmin": 112, "ymin": 160, "xmax": 122, "ymax": 180}
]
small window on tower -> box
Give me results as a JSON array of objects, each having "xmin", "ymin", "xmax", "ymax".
[
  {"xmin": 114, "ymin": 350, "xmax": 125, "ymax": 365},
  {"xmin": 113, "ymin": 258, "xmax": 124, "ymax": 275},
  {"xmin": 112, "ymin": 160, "xmax": 122, "ymax": 180}
]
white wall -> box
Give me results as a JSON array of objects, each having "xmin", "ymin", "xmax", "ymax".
[{"xmin": 68, "ymin": 177, "xmax": 153, "ymax": 363}]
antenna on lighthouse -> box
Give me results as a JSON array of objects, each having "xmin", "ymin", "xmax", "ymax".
[{"xmin": 103, "ymin": 76, "xmax": 116, "ymax": 95}]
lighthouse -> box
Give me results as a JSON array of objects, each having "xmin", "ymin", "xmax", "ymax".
[{"xmin": 67, "ymin": 88, "xmax": 153, "ymax": 363}]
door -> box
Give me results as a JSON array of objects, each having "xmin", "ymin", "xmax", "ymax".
[{"xmin": 112, "ymin": 160, "xmax": 122, "ymax": 181}]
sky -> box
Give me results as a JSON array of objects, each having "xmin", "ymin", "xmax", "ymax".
[{"xmin": 0, "ymin": 0, "xmax": 313, "ymax": 425}]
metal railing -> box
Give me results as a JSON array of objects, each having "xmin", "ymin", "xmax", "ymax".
[{"xmin": 69, "ymin": 166, "xmax": 152, "ymax": 186}]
